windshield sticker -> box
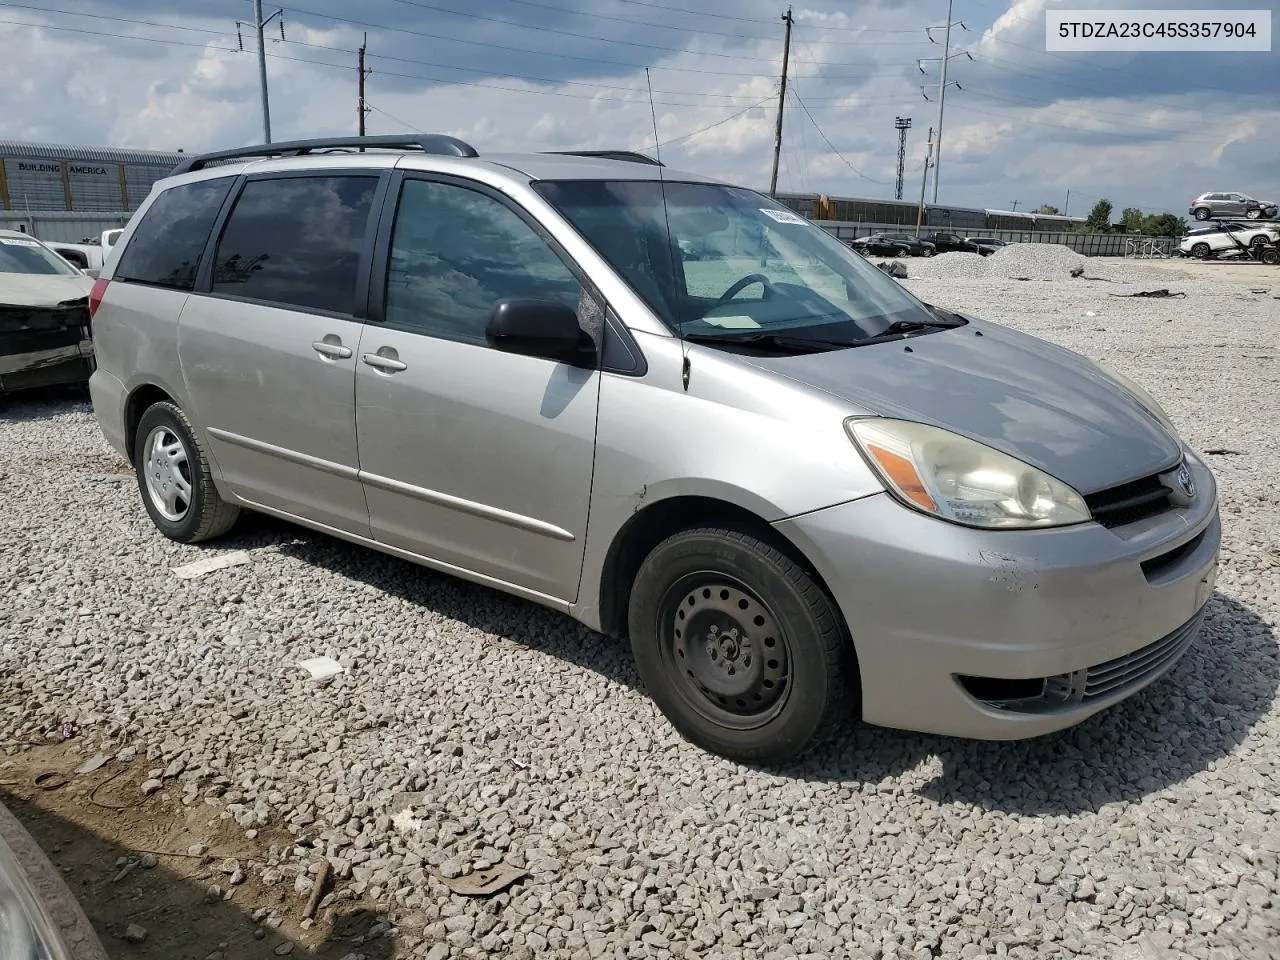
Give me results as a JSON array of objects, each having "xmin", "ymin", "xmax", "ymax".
[
  {"xmin": 758, "ymin": 208, "xmax": 807, "ymax": 225},
  {"xmin": 701, "ymin": 315, "xmax": 763, "ymax": 329},
  {"xmin": 0, "ymin": 237, "xmax": 41, "ymax": 247}
]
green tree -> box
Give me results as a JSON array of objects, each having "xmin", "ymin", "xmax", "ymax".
[
  {"xmin": 1034, "ymin": 204, "xmax": 1060, "ymax": 215},
  {"xmin": 1140, "ymin": 213, "xmax": 1187, "ymax": 238},
  {"xmin": 1121, "ymin": 207, "xmax": 1145, "ymax": 233},
  {"xmin": 1085, "ymin": 199, "xmax": 1113, "ymax": 232}
]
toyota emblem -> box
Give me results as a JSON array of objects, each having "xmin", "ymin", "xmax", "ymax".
[{"xmin": 1176, "ymin": 466, "xmax": 1195, "ymax": 499}]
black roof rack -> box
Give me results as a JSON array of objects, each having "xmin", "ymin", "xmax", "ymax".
[
  {"xmin": 544, "ymin": 150, "xmax": 663, "ymax": 166},
  {"xmin": 170, "ymin": 134, "xmax": 479, "ymax": 175}
]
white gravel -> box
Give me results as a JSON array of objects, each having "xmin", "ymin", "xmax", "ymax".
[
  {"xmin": 2, "ymin": 264, "xmax": 1279, "ymax": 960},
  {"xmin": 896, "ymin": 242, "xmax": 1195, "ymax": 285}
]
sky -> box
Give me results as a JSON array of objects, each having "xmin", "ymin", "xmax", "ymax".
[{"xmin": 0, "ymin": 0, "xmax": 1275, "ymax": 216}]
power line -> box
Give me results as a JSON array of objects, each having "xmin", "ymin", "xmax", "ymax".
[
  {"xmin": 0, "ymin": 14, "xmax": 236, "ymax": 51},
  {"xmin": 278, "ymin": 3, "xmax": 899, "ymax": 80},
  {"xmin": 0, "ymin": 2, "xmax": 227, "ymax": 35},
  {"xmin": 276, "ymin": 36, "xmax": 779, "ymax": 101},
  {"xmin": 790, "ymin": 89, "xmax": 892, "ymax": 185},
  {"xmin": 384, "ymin": 0, "xmax": 881, "ymax": 65},
  {"xmin": 364, "ymin": 100, "xmax": 422, "ymax": 133},
  {"xmin": 655, "ymin": 96, "xmax": 777, "ymax": 148},
  {"xmin": 478, "ymin": 0, "xmax": 930, "ymax": 45}
]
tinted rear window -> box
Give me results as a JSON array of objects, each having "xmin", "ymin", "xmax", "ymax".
[
  {"xmin": 115, "ymin": 178, "xmax": 234, "ymax": 291},
  {"xmin": 211, "ymin": 175, "xmax": 377, "ymax": 315}
]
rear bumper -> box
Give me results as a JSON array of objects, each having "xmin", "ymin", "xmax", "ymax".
[
  {"xmin": 774, "ymin": 450, "xmax": 1220, "ymax": 740},
  {"xmin": 87, "ymin": 367, "xmax": 129, "ymax": 460}
]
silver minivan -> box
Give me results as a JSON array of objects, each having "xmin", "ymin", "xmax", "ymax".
[{"xmin": 89, "ymin": 136, "xmax": 1220, "ymax": 764}]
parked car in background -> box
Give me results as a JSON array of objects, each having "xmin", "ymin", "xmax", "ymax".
[
  {"xmin": 45, "ymin": 240, "xmax": 106, "ymax": 277},
  {"xmin": 91, "ymin": 135, "xmax": 1219, "ymax": 764},
  {"xmin": 1177, "ymin": 222, "xmax": 1279, "ymax": 259},
  {"xmin": 965, "ymin": 236, "xmax": 1008, "ymax": 256},
  {"xmin": 0, "ymin": 798, "xmax": 110, "ymax": 960},
  {"xmin": 1189, "ymin": 192, "xmax": 1278, "ymax": 221},
  {"xmin": 0, "ymin": 229, "xmax": 95, "ymax": 394},
  {"xmin": 849, "ymin": 232, "xmax": 936, "ymax": 257},
  {"xmin": 100, "ymin": 228, "xmax": 124, "ymax": 258},
  {"xmin": 923, "ymin": 231, "xmax": 978, "ymax": 254}
]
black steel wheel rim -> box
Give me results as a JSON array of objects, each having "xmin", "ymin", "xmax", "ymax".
[{"xmin": 658, "ymin": 573, "xmax": 791, "ymax": 730}]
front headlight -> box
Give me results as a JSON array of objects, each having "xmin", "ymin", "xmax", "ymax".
[
  {"xmin": 846, "ymin": 418, "xmax": 1091, "ymax": 529},
  {"xmin": 1093, "ymin": 359, "xmax": 1181, "ymax": 442}
]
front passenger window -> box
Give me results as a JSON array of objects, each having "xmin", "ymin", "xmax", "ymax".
[{"xmin": 385, "ymin": 180, "xmax": 582, "ymax": 343}]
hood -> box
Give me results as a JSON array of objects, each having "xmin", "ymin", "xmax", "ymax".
[
  {"xmin": 0, "ymin": 272, "xmax": 93, "ymax": 309},
  {"xmin": 751, "ymin": 319, "xmax": 1182, "ymax": 495}
]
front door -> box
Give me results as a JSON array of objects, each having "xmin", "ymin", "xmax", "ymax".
[
  {"xmin": 355, "ymin": 176, "xmax": 600, "ymax": 603},
  {"xmin": 179, "ymin": 173, "xmax": 381, "ymax": 535}
]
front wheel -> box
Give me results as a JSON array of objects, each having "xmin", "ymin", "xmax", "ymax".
[
  {"xmin": 627, "ymin": 527, "xmax": 853, "ymax": 765},
  {"xmin": 1245, "ymin": 208, "xmax": 1262, "ymax": 220},
  {"xmin": 133, "ymin": 401, "xmax": 240, "ymax": 543}
]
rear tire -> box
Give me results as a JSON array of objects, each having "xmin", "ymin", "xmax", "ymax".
[
  {"xmin": 1190, "ymin": 243, "xmax": 1210, "ymax": 260},
  {"xmin": 1193, "ymin": 208, "xmax": 1212, "ymax": 221},
  {"xmin": 133, "ymin": 401, "xmax": 239, "ymax": 543},
  {"xmin": 627, "ymin": 526, "xmax": 853, "ymax": 765},
  {"xmin": 1260, "ymin": 247, "xmax": 1280, "ymax": 265}
]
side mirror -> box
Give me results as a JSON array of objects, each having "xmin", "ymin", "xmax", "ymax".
[{"xmin": 485, "ymin": 298, "xmax": 595, "ymax": 367}]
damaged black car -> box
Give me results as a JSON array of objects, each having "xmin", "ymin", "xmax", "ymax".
[{"xmin": 0, "ymin": 230, "xmax": 95, "ymax": 395}]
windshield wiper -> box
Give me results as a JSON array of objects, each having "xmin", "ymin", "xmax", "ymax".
[
  {"xmin": 681, "ymin": 331, "xmax": 857, "ymax": 353},
  {"xmin": 879, "ymin": 315, "xmax": 967, "ymax": 336}
]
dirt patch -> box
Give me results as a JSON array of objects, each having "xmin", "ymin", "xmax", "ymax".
[{"xmin": 1, "ymin": 741, "xmax": 409, "ymax": 958}]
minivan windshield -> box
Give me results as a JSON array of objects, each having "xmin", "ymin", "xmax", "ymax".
[
  {"xmin": 0, "ymin": 235, "xmax": 80, "ymax": 276},
  {"xmin": 534, "ymin": 180, "xmax": 942, "ymax": 345}
]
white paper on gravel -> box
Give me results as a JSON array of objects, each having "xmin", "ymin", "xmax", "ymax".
[
  {"xmin": 298, "ymin": 656, "xmax": 345, "ymax": 681},
  {"xmin": 170, "ymin": 550, "xmax": 252, "ymax": 580}
]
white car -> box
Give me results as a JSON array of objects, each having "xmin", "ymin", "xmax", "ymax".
[{"xmin": 1178, "ymin": 223, "xmax": 1279, "ymax": 259}]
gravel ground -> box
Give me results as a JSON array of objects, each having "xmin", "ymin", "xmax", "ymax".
[{"xmin": 2, "ymin": 258, "xmax": 1279, "ymax": 960}]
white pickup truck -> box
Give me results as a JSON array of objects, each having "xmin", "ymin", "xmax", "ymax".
[{"xmin": 42, "ymin": 229, "xmax": 124, "ymax": 277}]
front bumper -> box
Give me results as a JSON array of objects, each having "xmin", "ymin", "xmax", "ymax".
[
  {"xmin": 774, "ymin": 451, "xmax": 1220, "ymax": 740},
  {"xmin": 0, "ymin": 334, "xmax": 95, "ymax": 394}
]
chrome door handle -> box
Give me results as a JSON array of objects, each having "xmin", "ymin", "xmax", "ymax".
[
  {"xmin": 361, "ymin": 352, "xmax": 408, "ymax": 372},
  {"xmin": 312, "ymin": 341, "xmax": 352, "ymax": 359}
]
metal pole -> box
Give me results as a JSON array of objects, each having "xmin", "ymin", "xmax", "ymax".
[
  {"xmin": 253, "ymin": 0, "xmax": 271, "ymax": 143},
  {"xmin": 1064, "ymin": 188, "xmax": 1070, "ymax": 216},
  {"xmin": 916, "ymin": 126, "xmax": 933, "ymax": 237},
  {"xmin": 358, "ymin": 34, "xmax": 367, "ymax": 136},
  {"xmin": 931, "ymin": 0, "xmax": 953, "ymax": 204},
  {"xmin": 768, "ymin": 6, "xmax": 793, "ymax": 198}
]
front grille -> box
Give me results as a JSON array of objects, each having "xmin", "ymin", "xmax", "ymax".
[
  {"xmin": 1084, "ymin": 472, "xmax": 1172, "ymax": 528},
  {"xmin": 960, "ymin": 609, "xmax": 1206, "ymax": 714},
  {"xmin": 1082, "ymin": 610, "xmax": 1204, "ymax": 700}
]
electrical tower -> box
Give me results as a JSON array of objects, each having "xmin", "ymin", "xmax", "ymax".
[{"xmin": 894, "ymin": 117, "xmax": 912, "ymax": 201}]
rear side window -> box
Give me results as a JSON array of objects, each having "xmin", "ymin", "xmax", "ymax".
[
  {"xmin": 115, "ymin": 177, "xmax": 233, "ymax": 291},
  {"xmin": 211, "ymin": 176, "xmax": 377, "ymax": 315}
]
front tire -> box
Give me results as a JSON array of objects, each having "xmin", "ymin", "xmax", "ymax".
[
  {"xmin": 627, "ymin": 527, "xmax": 853, "ymax": 765},
  {"xmin": 1245, "ymin": 208, "xmax": 1262, "ymax": 220},
  {"xmin": 133, "ymin": 401, "xmax": 239, "ymax": 543}
]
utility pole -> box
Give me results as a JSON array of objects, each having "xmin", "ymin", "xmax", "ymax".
[
  {"xmin": 894, "ymin": 117, "xmax": 912, "ymax": 201},
  {"xmin": 918, "ymin": 1, "xmax": 970, "ymax": 204},
  {"xmin": 238, "ymin": 1, "xmax": 284, "ymax": 143},
  {"xmin": 768, "ymin": 6, "xmax": 794, "ymax": 199},
  {"xmin": 358, "ymin": 33, "xmax": 370, "ymax": 136},
  {"xmin": 915, "ymin": 126, "xmax": 933, "ymax": 237},
  {"xmin": 1064, "ymin": 188, "xmax": 1070, "ymax": 216},
  {"xmin": 1011, "ymin": 200, "xmax": 1020, "ymax": 212}
]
